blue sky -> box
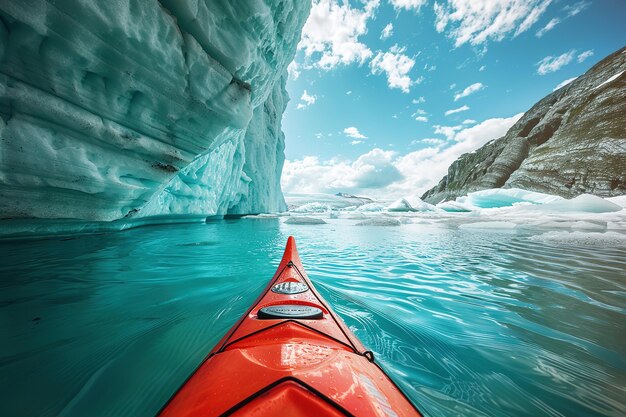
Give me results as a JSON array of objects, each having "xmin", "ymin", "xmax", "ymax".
[{"xmin": 280, "ymin": 0, "xmax": 626, "ymax": 199}]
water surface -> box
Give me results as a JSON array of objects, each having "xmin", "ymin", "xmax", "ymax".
[{"xmin": 1, "ymin": 219, "xmax": 625, "ymax": 416}]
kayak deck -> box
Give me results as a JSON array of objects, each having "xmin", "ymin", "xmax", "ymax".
[{"xmin": 159, "ymin": 236, "xmax": 422, "ymax": 417}]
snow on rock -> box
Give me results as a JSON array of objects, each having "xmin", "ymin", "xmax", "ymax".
[
  {"xmin": 355, "ymin": 218, "xmax": 401, "ymax": 226},
  {"xmin": 283, "ymin": 216, "xmax": 327, "ymax": 225},
  {"xmin": 529, "ymin": 231, "xmax": 626, "ymax": 246},
  {"xmin": 593, "ymin": 70, "xmax": 624, "ymax": 90},
  {"xmin": 0, "ymin": 1, "xmax": 310, "ymax": 224}
]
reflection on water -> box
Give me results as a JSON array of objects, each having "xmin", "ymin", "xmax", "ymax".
[{"xmin": 1, "ymin": 219, "xmax": 625, "ymax": 417}]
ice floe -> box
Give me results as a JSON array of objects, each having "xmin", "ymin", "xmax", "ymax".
[{"xmin": 283, "ymin": 216, "xmax": 327, "ymax": 225}]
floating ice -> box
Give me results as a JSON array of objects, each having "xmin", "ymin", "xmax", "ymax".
[
  {"xmin": 436, "ymin": 201, "xmax": 472, "ymax": 212},
  {"xmin": 459, "ymin": 221, "xmax": 517, "ymax": 230},
  {"xmin": 285, "ymin": 193, "xmax": 373, "ymax": 212},
  {"xmin": 529, "ymin": 231, "xmax": 626, "ymax": 246},
  {"xmin": 355, "ymin": 218, "xmax": 401, "ymax": 226},
  {"xmin": 283, "ymin": 216, "xmax": 327, "ymax": 225},
  {"xmin": 536, "ymin": 194, "xmax": 622, "ymax": 213},
  {"xmin": 570, "ymin": 221, "xmax": 606, "ymax": 231},
  {"xmin": 290, "ymin": 202, "xmax": 334, "ymax": 213},
  {"xmin": 387, "ymin": 196, "xmax": 435, "ymax": 212},
  {"xmin": 356, "ymin": 203, "xmax": 387, "ymax": 212},
  {"xmin": 456, "ymin": 188, "xmax": 562, "ymax": 209}
]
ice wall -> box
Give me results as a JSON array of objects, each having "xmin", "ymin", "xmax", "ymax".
[{"xmin": 0, "ymin": 1, "xmax": 308, "ymax": 223}]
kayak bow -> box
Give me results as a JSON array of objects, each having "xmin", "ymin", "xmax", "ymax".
[{"xmin": 159, "ymin": 236, "xmax": 422, "ymax": 417}]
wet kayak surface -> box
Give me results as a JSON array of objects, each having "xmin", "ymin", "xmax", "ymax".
[{"xmin": 1, "ymin": 218, "xmax": 625, "ymax": 417}]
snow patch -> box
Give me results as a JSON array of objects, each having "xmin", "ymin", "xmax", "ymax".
[{"xmin": 593, "ymin": 70, "xmax": 624, "ymax": 90}]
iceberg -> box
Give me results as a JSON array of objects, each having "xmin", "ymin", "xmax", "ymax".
[
  {"xmin": 455, "ymin": 188, "xmax": 562, "ymax": 209},
  {"xmin": 535, "ymin": 194, "xmax": 622, "ymax": 213},
  {"xmin": 355, "ymin": 218, "xmax": 401, "ymax": 226},
  {"xmin": 0, "ymin": 1, "xmax": 310, "ymax": 228},
  {"xmin": 386, "ymin": 196, "xmax": 435, "ymax": 212},
  {"xmin": 283, "ymin": 216, "xmax": 327, "ymax": 225}
]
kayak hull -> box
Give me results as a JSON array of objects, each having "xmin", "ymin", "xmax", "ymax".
[{"xmin": 159, "ymin": 236, "xmax": 422, "ymax": 417}]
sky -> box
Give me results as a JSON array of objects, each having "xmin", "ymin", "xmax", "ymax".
[{"xmin": 281, "ymin": 0, "xmax": 626, "ymax": 199}]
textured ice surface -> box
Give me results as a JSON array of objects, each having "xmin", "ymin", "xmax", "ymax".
[
  {"xmin": 459, "ymin": 222, "xmax": 517, "ymax": 230},
  {"xmin": 534, "ymin": 194, "xmax": 622, "ymax": 213},
  {"xmin": 529, "ymin": 231, "xmax": 626, "ymax": 246},
  {"xmin": 285, "ymin": 193, "xmax": 374, "ymax": 211},
  {"xmin": 283, "ymin": 216, "xmax": 326, "ymax": 225},
  {"xmin": 436, "ymin": 201, "xmax": 472, "ymax": 212},
  {"xmin": 355, "ymin": 218, "xmax": 401, "ymax": 226},
  {"xmin": 455, "ymin": 188, "xmax": 562, "ymax": 208},
  {"xmin": 282, "ymin": 190, "xmax": 626, "ymax": 235},
  {"xmin": 0, "ymin": 1, "xmax": 309, "ymax": 224},
  {"xmin": 387, "ymin": 196, "xmax": 435, "ymax": 212}
]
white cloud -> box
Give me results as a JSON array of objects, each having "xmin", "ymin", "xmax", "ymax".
[
  {"xmin": 370, "ymin": 45, "xmax": 416, "ymax": 93},
  {"xmin": 479, "ymin": 65, "xmax": 486, "ymax": 72},
  {"xmin": 282, "ymin": 114, "xmax": 524, "ymax": 198},
  {"xmin": 536, "ymin": 50, "xmax": 575, "ymax": 75},
  {"xmin": 419, "ymin": 138, "xmax": 445, "ymax": 145},
  {"xmin": 296, "ymin": 90, "xmax": 318, "ymax": 109},
  {"xmin": 298, "ymin": 0, "xmax": 380, "ymax": 70},
  {"xmin": 412, "ymin": 109, "xmax": 427, "ymax": 116},
  {"xmin": 281, "ymin": 148, "xmax": 403, "ymax": 194},
  {"xmin": 577, "ymin": 49, "xmax": 594, "ymax": 63},
  {"xmin": 462, "ymin": 119, "xmax": 476, "ymax": 125},
  {"xmin": 390, "ymin": 0, "xmax": 427, "ymax": 11},
  {"xmin": 315, "ymin": 132, "xmax": 324, "ymax": 139},
  {"xmin": 415, "ymin": 116, "xmax": 428, "ymax": 122},
  {"xmin": 381, "ymin": 23, "xmax": 394, "ymax": 40},
  {"xmin": 344, "ymin": 126, "xmax": 367, "ymax": 139},
  {"xmin": 454, "ymin": 82, "xmax": 485, "ymax": 101},
  {"xmin": 553, "ymin": 77, "xmax": 577, "ymax": 91},
  {"xmin": 287, "ymin": 61, "xmax": 300, "ymax": 80},
  {"xmin": 445, "ymin": 105, "xmax": 470, "ymax": 116},
  {"xmin": 424, "ymin": 64, "xmax": 437, "ymax": 72},
  {"xmin": 351, "ymin": 140, "xmax": 363, "ymax": 145},
  {"xmin": 536, "ymin": 18, "xmax": 560, "ymax": 37},
  {"xmin": 434, "ymin": 0, "xmax": 551, "ymax": 47},
  {"xmin": 346, "ymin": 90, "xmax": 353, "ymax": 95},
  {"xmin": 564, "ymin": 1, "xmax": 589, "ymax": 17},
  {"xmin": 433, "ymin": 124, "xmax": 463, "ymax": 140},
  {"xmin": 412, "ymin": 96, "xmax": 426, "ymax": 104}
]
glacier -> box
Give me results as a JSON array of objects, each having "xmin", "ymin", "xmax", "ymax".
[{"xmin": 0, "ymin": 0, "xmax": 310, "ymax": 233}]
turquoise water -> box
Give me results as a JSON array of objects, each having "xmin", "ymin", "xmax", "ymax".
[{"xmin": 1, "ymin": 218, "xmax": 625, "ymax": 417}]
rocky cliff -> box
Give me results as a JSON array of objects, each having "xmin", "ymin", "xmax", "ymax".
[
  {"xmin": 0, "ymin": 1, "xmax": 310, "ymax": 223},
  {"xmin": 422, "ymin": 47, "xmax": 626, "ymax": 204}
]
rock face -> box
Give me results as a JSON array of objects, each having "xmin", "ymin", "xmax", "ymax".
[
  {"xmin": 0, "ymin": 1, "xmax": 310, "ymax": 222},
  {"xmin": 422, "ymin": 47, "xmax": 626, "ymax": 204}
]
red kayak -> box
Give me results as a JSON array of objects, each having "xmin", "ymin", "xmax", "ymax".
[{"xmin": 159, "ymin": 236, "xmax": 422, "ymax": 416}]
